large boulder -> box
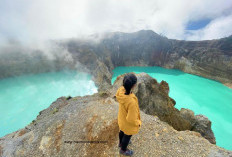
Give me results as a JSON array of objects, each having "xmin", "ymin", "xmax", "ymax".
[
  {"xmin": 179, "ymin": 109, "xmax": 216, "ymax": 144},
  {"xmin": 193, "ymin": 115, "xmax": 216, "ymax": 144}
]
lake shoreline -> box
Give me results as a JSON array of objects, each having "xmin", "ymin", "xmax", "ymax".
[{"xmin": 224, "ymin": 83, "xmax": 232, "ymax": 89}]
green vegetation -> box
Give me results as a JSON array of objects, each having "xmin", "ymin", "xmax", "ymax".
[
  {"xmin": 66, "ymin": 95, "xmax": 72, "ymax": 100},
  {"xmin": 52, "ymin": 107, "xmax": 59, "ymax": 114}
]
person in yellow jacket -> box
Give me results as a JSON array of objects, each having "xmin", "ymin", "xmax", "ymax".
[{"xmin": 115, "ymin": 73, "xmax": 142, "ymax": 156}]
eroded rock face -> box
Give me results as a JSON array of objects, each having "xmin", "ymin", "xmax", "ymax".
[
  {"xmin": 100, "ymin": 30, "xmax": 232, "ymax": 86},
  {"xmin": 112, "ymin": 72, "xmax": 216, "ymax": 144}
]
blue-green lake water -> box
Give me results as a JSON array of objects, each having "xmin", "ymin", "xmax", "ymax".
[
  {"xmin": 111, "ymin": 66, "xmax": 232, "ymax": 151},
  {"xmin": 0, "ymin": 70, "xmax": 97, "ymax": 137}
]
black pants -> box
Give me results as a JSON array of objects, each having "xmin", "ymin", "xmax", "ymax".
[{"xmin": 119, "ymin": 130, "xmax": 132, "ymax": 151}]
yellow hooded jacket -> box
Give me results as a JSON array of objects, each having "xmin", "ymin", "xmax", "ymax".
[{"xmin": 116, "ymin": 86, "xmax": 142, "ymax": 135}]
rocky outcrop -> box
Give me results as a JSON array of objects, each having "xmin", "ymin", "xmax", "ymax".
[
  {"xmin": 180, "ymin": 109, "xmax": 216, "ymax": 144},
  {"xmin": 0, "ymin": 73, "xmax": 231, "ymax": 156},
  {"xmin": 111, "ymin": 72, "xmax": 216, "ymax": 144}
]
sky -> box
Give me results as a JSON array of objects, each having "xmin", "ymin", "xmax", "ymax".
[{"xmin": 0, "ymin": 0, "xmax": 232, "ymax": 44}]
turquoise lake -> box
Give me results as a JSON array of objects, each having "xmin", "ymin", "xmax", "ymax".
[
  {"xmin": 111, "ymin": 66, "xmax": 232, "ymax": 151},
  {"xmin": 0, "ymin": 70, "xmax": 97, "ymax": 137}
]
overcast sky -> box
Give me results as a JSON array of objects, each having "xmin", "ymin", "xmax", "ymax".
[{"xmin": 0, "ymin": 0, "xmax": 232, "ymax": 43}]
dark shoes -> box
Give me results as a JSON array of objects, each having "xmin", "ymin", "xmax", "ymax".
[
  {"xmin": 118, "ymin": 140, "xmax": 131, "ymax": 147},
  {"xmin": 119, "ymin": 148, "xmax": 134, "ymax": 156}
]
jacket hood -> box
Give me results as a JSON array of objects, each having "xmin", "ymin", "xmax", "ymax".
[{"xmin": 116, "ymin": 86, "xmax": 136, "ymax": 104}]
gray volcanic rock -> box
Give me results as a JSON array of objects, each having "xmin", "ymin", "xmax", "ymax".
[
  {"xmin": 180, "ymin": 109, "xmax": 216, "ymax": 144},
  {"xmin": 193, "ymin": 115, "xmax": 216, "ymax": 144},
  {"xmin": 0, "ymin": 75, "xmax": 231, "ymax": 156},
  {"xmin": 111, "ymin": 72, "xmax": 216, "ymax": 144}
]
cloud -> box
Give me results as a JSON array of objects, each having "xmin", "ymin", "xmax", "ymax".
[
  {"xmin": 0, "ymin": 0, "xmax": 231, "ymax": 42},
  {"xmin": 185, "ymin": 14, "xmax": 232, "ymax": 40}
]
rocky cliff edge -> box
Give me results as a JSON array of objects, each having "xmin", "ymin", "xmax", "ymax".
[{"xmin": 0, "ymin": 73, "xmax": 231, "ymax": 157}]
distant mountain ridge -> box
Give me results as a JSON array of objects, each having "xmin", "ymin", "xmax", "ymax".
[
  {"xmin": 0, "ymin": 30, "xmax": 231, "ymax": 89},
  {"xmin": 62, "ymin": 30, "xmax": 232, "ymax": 90}
]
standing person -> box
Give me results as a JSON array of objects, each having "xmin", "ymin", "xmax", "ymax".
[{"xmin": 115, "ymin": 73, "xmax": 142, "ymax": 156}]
